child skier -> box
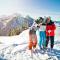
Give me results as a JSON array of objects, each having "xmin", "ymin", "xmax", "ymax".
[
  {"xmin": 38, "ymin": 17, "xmax": 46, "ymax": 49},
  {"xmin": 28, "ymin": 21, "xmax": 37, "ymax": 57},
  {"xmin": 28, "ymin": 27, "xmax": 37, "ymax": 50}
]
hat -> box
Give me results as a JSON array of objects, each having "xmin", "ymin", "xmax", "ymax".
[{"xmin": 39, "ymin": 17, "xmax": 44, "ymax": 20}]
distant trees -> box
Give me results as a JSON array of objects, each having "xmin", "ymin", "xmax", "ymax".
[{"xmin": 8, "ymin": 24, "xmax": 28, "ymax": 36}]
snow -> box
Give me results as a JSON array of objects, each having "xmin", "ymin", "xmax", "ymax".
[
  {"xmin": 0, "ymin": 29, "xmax": 29, "ymax": 45},
  {"xmin": 0, "ymin": 26, "xmax": 60, "ymax": 60}
]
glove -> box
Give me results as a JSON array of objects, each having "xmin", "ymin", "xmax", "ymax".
[{"xmin": 48, "ymin": 30, "xmax": 51, "ymax": 33}]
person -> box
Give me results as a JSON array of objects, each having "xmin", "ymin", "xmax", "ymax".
[
  {"xmin": 38, "ymin": 17, "xmax": 46, "ymax": 49},
  {"xmin": 46, "ymin": 17, "xmax": 56, "ymax": 51},
  {"xmin": 28, "ymin": 27, "xmax": 37, "ymax": 50},
  {"xmin": 28, "ymin": 22, "xmax": 37, "ymax": 57}
]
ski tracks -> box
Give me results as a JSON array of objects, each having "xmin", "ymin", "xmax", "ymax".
[{"xmin": 0, "ymin": 43, "xmax": 59, "ymax": 60}]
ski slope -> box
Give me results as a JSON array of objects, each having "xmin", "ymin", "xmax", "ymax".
[{"xmin": 0, "ymin": 27, "xmax": 60, "ymax": 60}]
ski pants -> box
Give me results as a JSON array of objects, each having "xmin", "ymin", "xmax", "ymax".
[
  {"xmin": 46, "ymin": 36, "xmax": 54, "ymax": 49},
  {"xmin": 39, "ymin": 31, "xmax": 46, "ymax": 48},
  {"xmin": 28, "ymin": 34, "xmax": 37, "ymax": 50}
]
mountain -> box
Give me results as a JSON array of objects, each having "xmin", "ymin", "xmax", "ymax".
[
  {"xmin": 54, "ymin": 21, "xmax": 60, "ymax": 27},
  {"xmin": 0, "ymin": 14, "xmax": 34, "ymax": 36},
  {"xmin": 25, "ymin": 15, "xmax": 34, "ymax": 27},
  {"xmin": 0, "ymin": 22, "xmax": 4, "ymax": 29}
]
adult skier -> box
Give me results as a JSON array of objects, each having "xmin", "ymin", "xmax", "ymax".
[
  {"xmin": 46, "ymin": 17, "xmax": 56, "ymax": 51},
  {"xmin": 28, "ymin": 22, "xmax": 37, "ymax": 57}
]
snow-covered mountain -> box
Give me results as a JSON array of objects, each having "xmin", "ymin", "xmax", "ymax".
[
  {"xmin": 0, "ymin": 14, "xmax": 34, "ymax": 36},
  {"xmin": 0, "ymin": 26, "xmax": 60, "ymax": 60},
  {"xmin": 25, "ymin": 15, "xmax": 34, "ymax": 27},
  {"xmin": 54, "ymin": 21, "xmax": 60, "ymax": 27},
  {"xmin": 0, "ymin": 22, "xmax": 4, "ymax": 29}
]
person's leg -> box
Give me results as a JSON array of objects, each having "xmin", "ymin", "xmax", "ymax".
[
  {"xmin": 43, "ymin": 31, "xmax": 46, "ymax": 48},
  {"xmin": 28, "ymin": 34, "xmax": 33, "ymax": 50},
  {"xmin": 50, "ymin": 36, "xmax": 54, "ymax": 49},
  {"xmin": 46, "ymin": 36, "xmax": 49, "ymax": 48},
  {"xmin": 28, "ymin": 41, "xmax": 32, "ymax": 50},
  {"xmin": 39, "ymin": 31, "xmax": 43, "ymax": 48},
  {"xmin": 33, "ymin": 35, "xmax": 37, "ymax": 49}
]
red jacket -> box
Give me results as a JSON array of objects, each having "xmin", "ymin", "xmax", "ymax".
[{"xmin": 46, "ymin": 20, "xmax": 56, "ymax": 36}]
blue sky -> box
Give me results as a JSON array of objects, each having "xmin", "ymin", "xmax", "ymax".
[{"xmin": 0, "ymin": 0, "xmax": 60, "ymax": 20}]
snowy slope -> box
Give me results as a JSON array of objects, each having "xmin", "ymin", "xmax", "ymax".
[{"xmin": 0, "ymin": 27, "xmax": 60, "ymax": 60}]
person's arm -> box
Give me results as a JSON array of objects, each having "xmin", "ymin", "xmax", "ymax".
[{"xmin": 51, "ymin": 23, "xmax": 56, "ymax": 30}]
